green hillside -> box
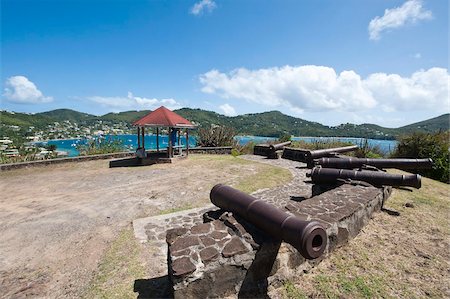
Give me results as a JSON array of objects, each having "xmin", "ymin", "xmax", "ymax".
[
  {"xmin": 1, "ymin": 108, "xmax": 448, "ymax": 139},
  {"xmin": 100, "ymin": 110, "xmax": 151, "ymax": 123},
  {"xmin": 398, "ymin": 114, "xmax": 449, "ymax": 135},
  {"xmin": 37, "ymin": 109, "xmax": 96, "ymax": 123},
  {"xmin": 0, "ymin": 111, "xmax": 54, "ymax": 128}
]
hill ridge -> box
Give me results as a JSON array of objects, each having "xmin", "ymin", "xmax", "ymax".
[{"xmin": 1, "ymin": 108, "xmax": 448, "ymax": 139}]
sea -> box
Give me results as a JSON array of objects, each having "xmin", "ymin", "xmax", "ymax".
[{"xmin": 37, "ymin": 134, "xmax": 398, "ymax": 157}]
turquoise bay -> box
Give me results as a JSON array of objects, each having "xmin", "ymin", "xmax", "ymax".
[{"xmin": 40, "ymin": 135, "xmax": 397, "ymax": 157}]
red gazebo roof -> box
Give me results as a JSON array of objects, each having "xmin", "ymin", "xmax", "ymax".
[{"xmin": 133, "ymin": 106, "xmax": 195, "ymax": 128}]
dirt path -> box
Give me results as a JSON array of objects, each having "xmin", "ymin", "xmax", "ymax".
[{"xmin": 0, "ymin": 155, "xmax": 288, "ymax": 298}]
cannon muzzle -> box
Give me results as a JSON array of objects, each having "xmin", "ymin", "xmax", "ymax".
[
  {"xmin": 210, "ymin": 184, "xmax": 327, "ymax": 259},
  {"xmin": 283, "ymin": 145, "xmax": 358, "ymax": 167},
  {"xmin": 269, "ymin": 141, "xmax": 292, "ymax": 151}
]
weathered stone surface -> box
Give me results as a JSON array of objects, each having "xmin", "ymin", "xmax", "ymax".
[
  {"xmin": 222, "ymin": 237, "xmax": 248, "ymax": 257},
  {"xmin": 337, "ymin": 227, "xmax": 349, "ymax": 245},
  {"xmin": 190, "ymin": 223, "xmax": 212, "ymax": 234},
  {"xmin": 200, "ymin": 236, "xmax": 216, "ymax": 247},
  {"xmin": 171, "ymin": 236, "xmax": 200, "ymax": 252},
  {"xmin": 172, "ymin": 248, "xmax": 190, "ymax": 257},
  {"xmin": 210, "ymin": 230, "xmax": 228, "ymax": 240},
  {"xmin": 199, "ymin": 247, "xmax": 219, "ymax": 263},
  {"xmin": 190, "ymin": 252, "xmax": 199, "ymax": 262},
  {"xmin": 213, "ymin": 220, "xmax": 227, "ymax": 231},
  {"xmin": 166, "ymin": 227, "xmax": 188, "ymax": 245},
  {"xmin": 172, "ymin": 257, "xmax": 196, "ymax": 277}
]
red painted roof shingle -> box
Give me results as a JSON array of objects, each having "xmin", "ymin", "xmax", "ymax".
[{"xmin": 133, "ymin": 106, "xmax": 195, "ymax": 127}]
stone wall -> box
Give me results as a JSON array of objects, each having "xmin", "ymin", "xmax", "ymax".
[
  {"xmin": 161, "ymin": 156, "xmax": 392, "ymax": 297},
  {"xmin": 188, "ymin": 146, "xmax": 232, "ymax": 155},
  {"xmin": 0, "ymin": 151, "xmax": 135, "ymax": 171},
  {"xmin": 0, "ymin": 146, "xmax": 232, "ymax": 171}
]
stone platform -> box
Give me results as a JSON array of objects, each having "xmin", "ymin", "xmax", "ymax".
[{"xmin": 133, "ymin": 155, "xmax": 391, "ymax": 298}]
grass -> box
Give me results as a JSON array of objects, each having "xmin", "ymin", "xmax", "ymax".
[
  {"xmin": 158, "ymin": 204, "xmax": 195, "ymax": 215},
  {"xmin": 234, "ymin": 160, "xmax": 292, "ymax": 194},
  {"xmin": 281, "ymin": 173, "xmax": 450, "ymax": 298},
  {"xmin": 83, "ymin": 226, "xmax": 146, "ymax": 299}
]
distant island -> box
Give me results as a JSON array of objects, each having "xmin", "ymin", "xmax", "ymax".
[{"xmin": 1, "ymin": 108, "xmax": 449, "ymax": 142}]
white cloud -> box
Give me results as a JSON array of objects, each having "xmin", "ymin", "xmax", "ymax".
[
  {"xmin": 190, "ymin": 0, "xmax": 216, "ymax": 16},
  {"xmin": 87, "ymin": 92, "xmax": 182, "ymax": 112},
  {"xmin": 368, "ymin": 0, "xmax": 432, "ymax": 40},
  {"xmin": 364, "ymin": 67, "xmax": 449, "ymax": 111},
  {"xmin": 199, "ymin": 65, "xmax": 449, "ymax": 114},
  {"xmin": 219, "ymin": 103, "xmax": 237, "ymax": 116},
  {"xmin": 3, "ymin": 76, "xmax": 53, "ymax": 104},
  {"xmin": 412, "ymin": 53, "xmax": 422, "ymax": 59}
]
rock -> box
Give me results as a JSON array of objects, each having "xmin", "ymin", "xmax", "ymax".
[
  {"xmin": 200, "ymin": 236, "xmax": 216, "ymax": 247},
  {"xmin": 191, "ymin": 223, "xmax": 212, "ymax": 234},
  {"xmin": 405, "ymin": 202, "xmax": 415, "ymax": 208},
  {"xmin": 210, "ymin": 230, "xmax": 228, "ymax": 240},
  {"xmin": 171, "ymin": 236, "xmax": 200, "ymax": 252},
  {"xmin": 222, "ymin": 237, "xmax": 248, "ymax": 257},
  {"xmin": 172, "ymin": 257, "xmax": 196, "ymax": 277},
  {"xmin": 172, "ymin": 248, "xmax": 190, "ymax": 257},
  {"xmin": 166, "ymin": 228, "xmax": 188, "ymax": 245},
  {"xmin": 212, "ymin": 220, "xmax": 227, "ymax": 231},
  {"xmin": 200, "ymin": 247, "xmax": 219, "ymax": 263}
]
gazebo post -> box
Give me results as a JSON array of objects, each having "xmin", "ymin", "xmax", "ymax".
[
  {"xmin": 186, "ymin": 129, "xmax": 189, "ymax": 157},
  {"xmin": 142, "ymin": 127, "xmax": 145, "ymax": 150},
  {"xmin": 156, "ymin": 127, "xmax": 160, "ymax": 152},
  {"xmin": 168, "ymin": 127, "xmax": 173, "ymax": 158},
  {"xmin": 137, "ymin": 127, "xmax": 141, "ymax": 148},
  {"xmin": 177, "ymin": 128, "xmax": 181, "ymax": 155}
]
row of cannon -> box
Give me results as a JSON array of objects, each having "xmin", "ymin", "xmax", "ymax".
[
  {"xmin": 206, "ymin": 142, "xmax": 432, "ymax": 261},
  {"xmin": 254, "ymin": 142, "xmax": 433, "ymax": 189}
]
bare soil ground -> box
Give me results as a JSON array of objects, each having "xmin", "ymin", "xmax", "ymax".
[{"xmin": 0, "ymin": 155, "xmax": 291, "ymax": 299}]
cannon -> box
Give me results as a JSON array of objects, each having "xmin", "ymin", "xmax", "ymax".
[
  {"xmin": 269, "ymin": 141, "xmax": 292, "ymax": 152},
  {"xmin": 315, "ymin": 157, "xmax": 434, "ymax": 170},
  {"xmin": 309, "ymin": 167, "xmax": 421, "ymax": 189},
  {"xmin": 282, "ymin": 145, "xmax": 358, "ymax": 167},
  {"xmin": 254, "ymin": 141, "xmax": 291, "ymax": 159},
  {"xmin": 210, "ymin": 184, "xmax": 327, "ymax": 259}
]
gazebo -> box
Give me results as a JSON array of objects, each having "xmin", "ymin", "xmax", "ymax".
[{"xmin": 132, "ymin": 106, "xmax": 196, "ymax": 159}]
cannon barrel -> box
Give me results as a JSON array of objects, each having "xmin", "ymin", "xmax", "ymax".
[
  {"xmin": 309, "ymin": 167, "xmax": 421, "ymax": 188},
  {"xmin": 316, "ymin": 157, "xmax": 434, "ymax": 170},
  {"xmin": 282, "ymin": 145, "xmax": 358, "ymax": 167},
  {"xmin": 306, "ymin": 145, "xmax": 359, "ymax": 159},
  {"xmin": 269, "ymin": 141, "xmax": 292, "ymax": 151},
  {"xmin": 210, "ymin": 184, "xmax": 327, "ymax": 259}
]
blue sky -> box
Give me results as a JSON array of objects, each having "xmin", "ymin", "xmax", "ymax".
[{"xmin": 1, "ymin": 0, "xmax": 448, "ymax": 127}]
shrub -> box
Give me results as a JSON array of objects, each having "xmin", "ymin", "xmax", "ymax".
[
  {"xmin": 197, "ymin": 126, "xmax": 237, "ymax": 147},
  {"xmin": 278, "ymin": 134, "xmax": 292, "ymax": 143},
  {"xmin": 354, "ymin": 139, "xmax": 385, "ymax": 158},
  {"xmin": 232, "ymin": 141, "xmax": 256, "ymax": 156},
  {"xmin": 76, "ymin": 137, "xmax": 125, "ymax": 156},
  {"xmin": 391, "ymin": 131, "xmax": 449, "ymax": 183},
  {"xmin": 289, "ymin": 139, "xmax": 353, "ymax": 150}
]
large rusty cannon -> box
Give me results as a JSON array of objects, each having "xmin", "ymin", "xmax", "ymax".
[
  {"xmin": 316, "ymin": 157, "xmax": 434, "ymax": 170},
  {"xmin": 309, "ymin": 167, "xmax": 421, "ymax": 189},
  {"xmin": 210, "ymin": 184, "xmax": 327, "ymax": 259},
  {"xmin": 282, "ymin": 145, "xmax": 358, "ymax": 168}
]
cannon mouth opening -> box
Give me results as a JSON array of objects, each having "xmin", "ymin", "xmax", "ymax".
[{"xmin": 312, "ymin": 234, "xmax": 323, "ymax": 251}]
